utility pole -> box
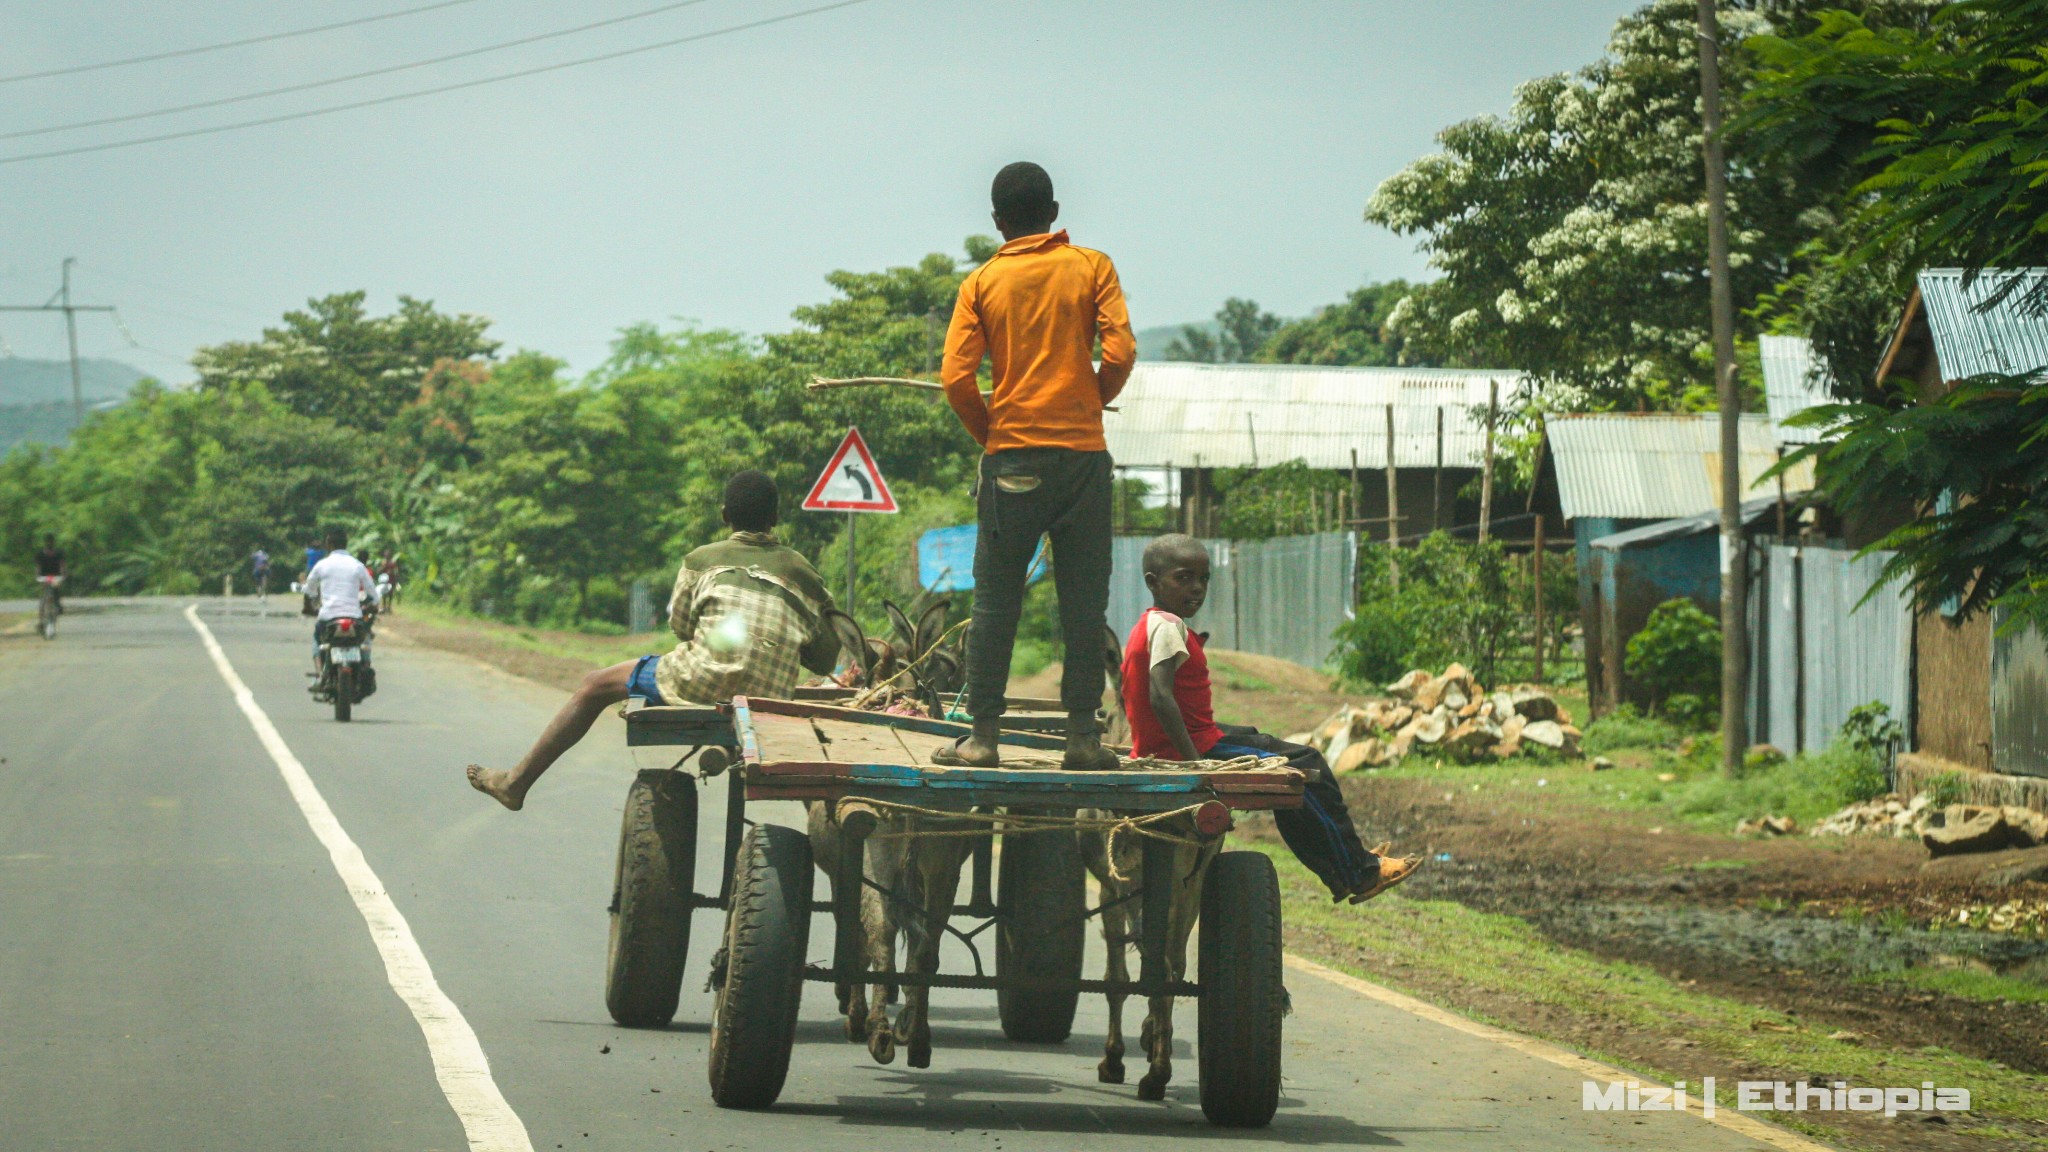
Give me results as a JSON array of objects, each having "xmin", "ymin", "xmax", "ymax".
[
  {"xmin": 0, "ymin": 258, "xmax": 118, "ymax": 427},
  {"xmin": 1699, "ymin": 0, "xmax": 1748, "ymax": 778}
]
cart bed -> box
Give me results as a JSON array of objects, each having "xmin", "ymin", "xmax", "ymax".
[{"xmin": 732, "ymin": 696, "xmax": 1303, "ymax": 812}]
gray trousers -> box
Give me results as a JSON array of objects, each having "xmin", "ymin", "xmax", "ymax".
[{"xmin": 967, "ymin": 447, "xmax": 1114, "ymax": 727}]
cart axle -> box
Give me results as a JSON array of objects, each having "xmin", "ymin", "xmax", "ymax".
[{"xmin": 802, "ymin": 968, "xmax": 1199, "ymax": 997}]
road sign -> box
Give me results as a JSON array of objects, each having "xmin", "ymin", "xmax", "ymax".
[{"xmin": 802, "ymin": 427, "xmax": 898, "ymax": 513}]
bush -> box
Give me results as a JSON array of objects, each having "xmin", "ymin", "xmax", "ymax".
[
  {"xmin": 1625, "ymin": 599, "xmax": 1720, "ymax": 717},
  {"xmin": 1671, "ymin": 740, "xmax": 1890, "ymax": 826},
  {"xmin": 1581, "ymin": 703, "xmax": 1682, "ymax": 755},
  {"xmin": 1334, "ymin": 533, "xmax": 1573, "ymax": 687}
]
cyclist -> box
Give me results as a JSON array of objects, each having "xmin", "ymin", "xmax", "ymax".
[
  {"xmin": 304, "ymin": 528, "xmax": 380, "ymax": 692},
  {"xmin": 251, "ymin": 547, "xmax": 271, "ymax": 599},
  {"xmin": 34, "ymin": 535, "xmax": 65, "ymax": 615}
]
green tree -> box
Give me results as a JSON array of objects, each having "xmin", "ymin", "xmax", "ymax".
[
  {"xmin": 1260, "ymin": 281, "xmax": 1427, "ymax": 366},
  {"xmin": 1165, "ymin": 297, "xmax": 1280, "ymax": 362},
  {"xmin": 193, "ymin": 292, "xmax": 498, "ymax": 433},
  {"xmin": 1745, "ymin": 0, "xmax": 2046, "ymax": 385},
  {"xmin": 1363, "ymin": 0, "xmax": 1921, "ymax": 407}
]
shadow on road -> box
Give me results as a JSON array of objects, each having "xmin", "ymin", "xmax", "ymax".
[{"xmin": 778, "ymin": 1066, "xmax": 1442, "ymax": 1144}]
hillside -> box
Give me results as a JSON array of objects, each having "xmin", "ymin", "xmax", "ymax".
[{"xmin": 0, "ymin": 357, "xmax": 145, "ymax": 407}]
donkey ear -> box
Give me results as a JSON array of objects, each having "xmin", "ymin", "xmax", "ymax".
[
  {"xmin": 823, "ymin": 608, "xmax": 869, "ymax": 679},
  {"xmin": 865, "ymin": 638, "xmax": 899, "ymax": 684},
  {"xmin": 913, "ymin": 598, "xmax": 949, "ymax": 660},
  {"xmin": 883, "ymin": 600, "xmax": 917, "ymax": 652}
]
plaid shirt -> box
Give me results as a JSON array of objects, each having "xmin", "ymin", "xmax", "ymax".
[{"xmin": 654, "ymin": 532, "xmax": 834, "ymax": 704}]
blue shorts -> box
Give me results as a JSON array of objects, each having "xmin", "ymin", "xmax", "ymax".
[{"xmin": 627, "ymin": 655, "xmax": 666, "ymax": 705}]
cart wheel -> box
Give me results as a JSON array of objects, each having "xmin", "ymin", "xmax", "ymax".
[
  {"xmin": 708, "ymin": 822, "xmax": 812, "ymax": 1109},
  {"xmin": 1197, "ymin": 851, "xmax": 1283, "ymax": 1128},
  {"xmin": 995, "ymin": 825, "xmax": 1086, "ymax": 1042},
  {"xmin": 334, "ymin": 666, "xmax": 353, "ymax": 722},
  {"xmin": 604, "ymin": 769, "xmax": 699, "ymax": 1027}
]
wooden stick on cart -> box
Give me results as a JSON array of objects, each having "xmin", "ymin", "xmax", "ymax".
[{"xmin": 808, "ymin": 376, "xmax": 1119, "ymax": 411}]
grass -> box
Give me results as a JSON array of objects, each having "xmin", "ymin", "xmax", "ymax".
[
  {"xmin": 1260, "ymin": 843, "xmax": 2048, "ymax": 1139},
  {"xmin": 1871, "ymin": 966, "xmax": 2048, "ymax": 1006},
  {"xmin": 395, "ymin": 601, "xmax": 669, "ymax": 665}
]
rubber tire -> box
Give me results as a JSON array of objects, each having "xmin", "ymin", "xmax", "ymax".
[
  {"xmin": 1197, "ymin": 851, "xmax": 1284, "ymax": 1128},
  {"xmin": 994, "ymin": 827, "xmax": 1086, "ymax": 1042},
  {"xmin": 708, "ymin": 822, "xmax": 812, "ymax": 1109},
  {"xmin": 604, "ymin": 770, "xmax": 699, "ymax": 1027},
  {"xmin": 333, "ymin": 665, "xmax": 353, "ymax": 722}
]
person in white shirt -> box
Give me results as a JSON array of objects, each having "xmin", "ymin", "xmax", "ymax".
[{"xmin": 304, "ymin": 528, "xmax": 381, "ymax": 676}]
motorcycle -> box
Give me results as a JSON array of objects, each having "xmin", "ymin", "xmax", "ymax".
[{"xmin": 313, "ymin": 613, "xmax": 377, "ymax": 722}]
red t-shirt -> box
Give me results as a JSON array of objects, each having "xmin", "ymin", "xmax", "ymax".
[{"xmin": 1121, "ymin": 607, "xmax": 1223, "ymax": 759}]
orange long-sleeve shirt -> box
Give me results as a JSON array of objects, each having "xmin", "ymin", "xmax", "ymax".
[{"xmin": 941, "ymin": 230, "xmax": 1135, "ymax": 453}]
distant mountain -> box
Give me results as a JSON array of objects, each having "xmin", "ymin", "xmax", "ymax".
[
  {"xmin": 0, "ymin": 358, "xmax": 148, "ymax": 452},
  {"xmin": 1135, "ymin": 321, "xmax": 1218, "ymax": 362},
  {"xmin": 0, "ymin": 357, "xmax": 146, "ymax": 407}
]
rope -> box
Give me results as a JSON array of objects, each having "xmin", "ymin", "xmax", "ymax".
[
  {"xmin": 847, "ymin": 617, "xmax": 971, "ymax": 710},
  {"xmin": 843, "ymin": 796, "xmax": 1220, "ymax": 883}
]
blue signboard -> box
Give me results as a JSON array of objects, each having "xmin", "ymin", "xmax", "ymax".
[{"xmin": 917, "ymin": 525, "xmax": 1048, "ymax": 593}]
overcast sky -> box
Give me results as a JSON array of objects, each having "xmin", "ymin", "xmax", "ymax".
[{"xmin": 0, "ymin": 0, "xmax": 1639, "ymax": 383}]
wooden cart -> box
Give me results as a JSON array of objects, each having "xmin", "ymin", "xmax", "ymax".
[{"xmin": 611, "ymin": 695, "xmax": 1301, "ymax": 1127}]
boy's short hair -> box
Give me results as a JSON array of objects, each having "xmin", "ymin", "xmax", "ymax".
[
  {"xmin": 724, "ymin": 470, "xmax": 779, "ymax": 532},
  {"xmin": 1142, "ymin": 533, "xmax": 1207, "ymax": 576},
  {"xmin": 991, "ymin": 162, "xmax": 1055, "ymax": 224},
  {"xmin": 324, "ymin": 527, "xmax": 348, "ymax": 550}
]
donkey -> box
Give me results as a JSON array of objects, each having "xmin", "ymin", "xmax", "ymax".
[
  {"xmin": 1079, "ymin": 624, "xmax": 1220, "ymax": 1099},
  {"xmin": 806, "ymin": 606, "xmax": 982, "ymax": 1068}
]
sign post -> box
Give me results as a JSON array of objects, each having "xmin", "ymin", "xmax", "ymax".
[{"xmin": 802, "ymin": 427, "xmax": 898, "ymax": 615}]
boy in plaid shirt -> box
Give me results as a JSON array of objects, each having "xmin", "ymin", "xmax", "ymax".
[{"xmin": 468, "ymin": 471, "xmax": 839, "ymax": 811}]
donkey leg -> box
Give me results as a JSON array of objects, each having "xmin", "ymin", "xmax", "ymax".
[
  {"xmin": 863, "ymin": 841, "xmax": 903, "ymax": 1065},
  {"xmin": 1137, "ymin": 846, "xmax": 1210, "ymax": 1101},
  {"xmin": 901, "ymin": 837, "xmax": 969, "ymax": 1069},
  {"xmin": 1098, "ymin": 898, "xmax": 1130, "ymax": 1084}
]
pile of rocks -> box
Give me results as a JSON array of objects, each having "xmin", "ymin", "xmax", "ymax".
[
  {"xmin": 1301, "ymin": 664, "xmax": 1582, "ymax": 772},
  {"xmin": 1810, "ymin": 794, "xmax": 2048, "ymax": 857},
  {"xmin": 1808, "ymin": 793, "xmax": 1934, "ymax": 839}
]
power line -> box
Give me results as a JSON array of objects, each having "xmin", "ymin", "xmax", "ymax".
[
  {"xmin": 0, "ymin": 0, "xmax": 874, "ymax": 166},
  {"xmin": 3, "ymin": 0, "xmax": 720, "ymax": 142},
  {"xmin": 0, "ymin": 259, "xmax": 120, "ymax": 425},
  {"xmin": 0, "ymin": 0, "xmax": 490, "ymax": 85}
]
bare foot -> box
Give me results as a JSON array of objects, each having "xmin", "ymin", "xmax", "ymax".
[
  {"xmin": 932, "ymin": 734, "xmax": 1001, "ymax": 767},
  {"xmin": 466, "ymin": 764, "xmax": 524, "ymax": 811}
]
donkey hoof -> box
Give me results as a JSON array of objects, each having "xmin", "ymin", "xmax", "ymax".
[
  {"xmin": 845, "ymin": 1013, "xmax": 866, "ymax": 1043},
  {"xmin": 1137, "ymin": 1074, "xmax": 1168, "ymax": 1102},
  {"xmin": 1098, "ymin": 1058, "xmax": 1125, "ymax": 1084},
  {"xmin": 867, "ymin": 1031, "xmax": 896, "ymax": 1065},
  {"xmin": 907, "ymin": 1039, "xmax": 932, "ymax": 1069}
]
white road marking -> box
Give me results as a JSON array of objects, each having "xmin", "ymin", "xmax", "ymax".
[
  {"xmin": 1285, "ymin": 954, "xmax": 1831, "ymax": 1152},
  {"xmin": 185, "ymin": 606, "xmax": 533, "ymax": 1152}
]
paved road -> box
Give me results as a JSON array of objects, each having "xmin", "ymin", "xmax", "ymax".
[{"xmin": 0, "ymin": 603, "xmax": 1786, "ymax": 1151}]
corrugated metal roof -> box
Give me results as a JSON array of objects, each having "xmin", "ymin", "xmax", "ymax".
[
  {"xmin": 1918, "ymin": 268, "xmax": 2048, "ymax": 380},
  {"xmin": 1100, "ymin": 362, "xmax": 1526, "ymax": 470},
  {"xmin": 1759, "ymin": 334, "xmax": 1836, "ymax": 445},
  {"xmin": 1548, "ymin": 413, "xmax": 1814, "ymax": 521}
]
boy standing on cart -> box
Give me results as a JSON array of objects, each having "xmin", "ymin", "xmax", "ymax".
[
  {"xmin": 934, "ymin": 161, "xmax": 1135, "ymax": 772},
  {"xmin": 1124, "ymin": 533, "xmax": 1421, "ymax": 904},
  {"xmin": 467, "ymin": 471, "xmax": 841, "ymax": 811}
]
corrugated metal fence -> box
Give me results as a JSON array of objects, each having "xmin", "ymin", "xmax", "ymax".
[
  {"xmin": 1109, "ymin": 531, "xmax": 1356, "ymax": 670},
  {"xmin": 1749, "ymin": 544, "xmax": 1912, "ymax": 753},
  {"xmin": 1991, "ymin": 607, "xmax": 2048, "ymax": 778}
]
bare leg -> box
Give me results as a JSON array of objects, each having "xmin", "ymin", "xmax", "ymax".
[{"xmin": 467, "ymin": 660, "xmax": 635, "ymax": 810}]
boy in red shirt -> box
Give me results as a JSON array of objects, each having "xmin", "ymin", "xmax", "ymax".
[{"xmin": 1124, "ymin": 534, "xmax": 1420, "ymax": 903}]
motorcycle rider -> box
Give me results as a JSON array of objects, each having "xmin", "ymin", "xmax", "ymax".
[{"xmin": 304, "ymin": 528, "xmax": 380, "ymax": 696}]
